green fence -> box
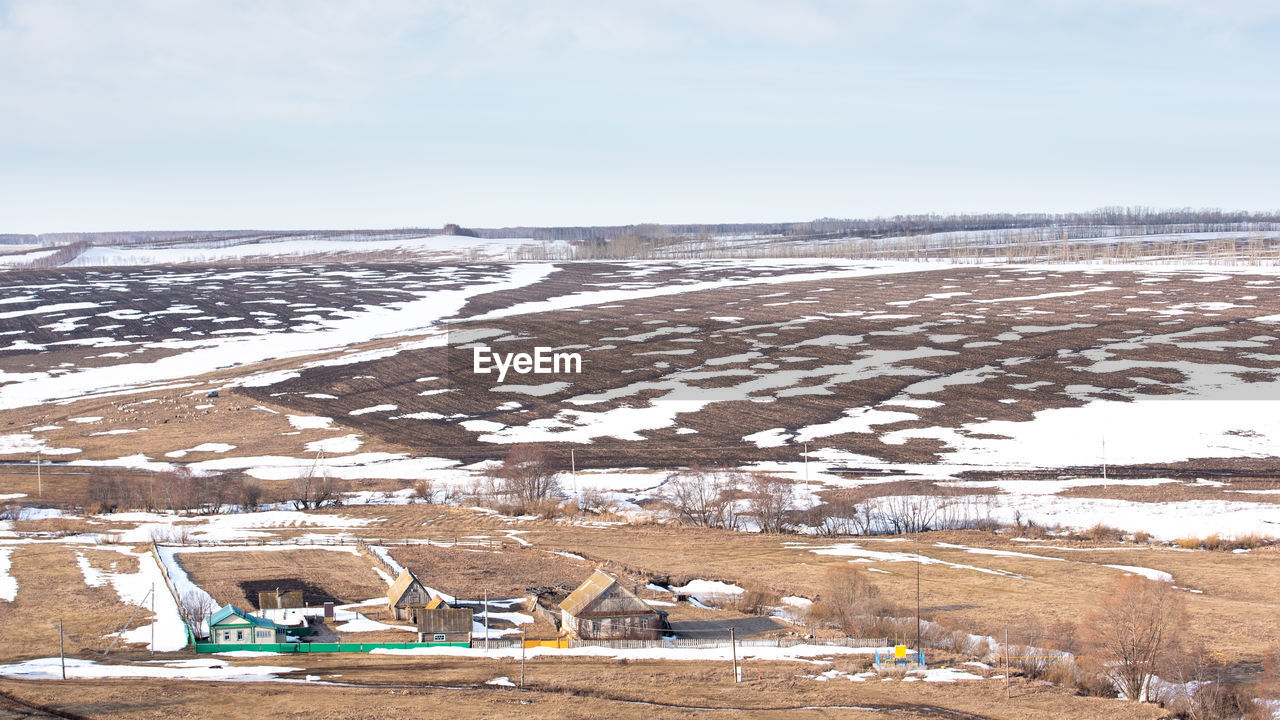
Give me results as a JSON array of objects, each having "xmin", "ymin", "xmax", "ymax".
[{"xmin": 194, "ymin": 641, "xmax": 470, "ymax": 654}]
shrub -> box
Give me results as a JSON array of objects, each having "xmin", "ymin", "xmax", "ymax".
[{"xmin": 732, "ymin": 590, "xmax": 780, "ymax": 616}]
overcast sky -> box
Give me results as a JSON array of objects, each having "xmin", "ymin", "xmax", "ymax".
[{"xmin": 2, "ymin": 1, "xmax": 1278, "ymax": 234}]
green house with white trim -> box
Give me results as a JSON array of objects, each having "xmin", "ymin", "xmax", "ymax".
[{"xmin": 208, "ymin": 605, "xmax": 288, "ymax": 645}]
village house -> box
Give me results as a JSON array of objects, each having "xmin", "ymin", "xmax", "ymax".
[
  {"xmin": 559, "ymin": 570, "xmax": 665, "ymax": 640},
  {"xmin": 416, "ymin": 607, "xmax": 473, "ymax": 645},
  {"xmin": 208, "ymin": 605, "xmax": 288, "ymax": 645},
  {"xmin": 387, "ymin": 568, "xmax": 433, "ymax": 622}
]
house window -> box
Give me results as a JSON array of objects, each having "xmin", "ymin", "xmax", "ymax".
[
  {"xmin": 433, "ymin": 633, "xmax": 446, "ymax": 642},
  {"xmin": 221, "ymin": 631, "xmax": 231, "ymax": 642},
  {"xmin": 235, "ymin": 630, "xmax": 244, "ymax": 641}
]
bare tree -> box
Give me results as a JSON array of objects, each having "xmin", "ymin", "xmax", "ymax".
[
  {"xmin": 811, "ymin": 565, "xmax": 897, "ymax": 637},
  {"xmin": 290, "ymin": 471, "xmax": 345, "ymax": 510},
  {"xmin": 238, "ymin": 479, "xmax": 265, "ymax": 512},
  {"xmin": 661, "ymin": 467, "xmax": 741, "ymax": 529},
  {"xmin": 412, "ymin": 478, "xmax": 436, "ymax": 504},
  {"xmin": 178, "ymin": 590, "xmax": 217, "ymax": 638},
  {"xmin": 1079, "ymin": 575, "xmax": 1186, "ymax": 702},
  {"xmin": 746, "ymin": 474, "xmax": 795, "ymax": 533},
  {"xmin": 489, "ymin": 444, "xmax": 560, "ymax": 512}
]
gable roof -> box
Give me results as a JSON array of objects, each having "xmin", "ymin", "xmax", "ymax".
[
  {"xmin": 209, "ymin": 604, "xmax": 281, "ymax": 630},
  {"xmin": 423, "ymin": 595, "xmax": 450, "ymax": 610},
  {"xmin": 417, "ymin": 607, "xmax": 473, "ymax": 634},
  {"xmin": 388, "ymin": 568, "xmax": 424, "ymax": 606},
  {"xmin": 560, "ymin": 570, "xmax": 656, "ymax": 618}
]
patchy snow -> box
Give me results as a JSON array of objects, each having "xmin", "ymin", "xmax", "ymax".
[
  {"xmin": 670, "ymin": 579, "xmax": 744, "ymax": 604},
  {"xmin": 287, "ymin": 415, "xmax": 334, "ymax": 430},
  {"xmin": 83, "ymin": 546, "xmax": 191, "ymax": 651},
  {"xmin": 75, "ymin": 551, "xmax": 109, "ymax": 588},
  {"xmin": 0, "ymin": 548, "xmax": 16, "ymax": 601},
  {"xmin": 165, "ymin": 443, "xmax": 236, "ymax": 458},
  {"xmin": 921, "ymin": 667, "xmax": 985, "ymax": 682},
  {"xmin": 486, "ymin": 676, "xmax": 515, "ymax": 686},
  {"xmin": 368, "ymin": 546, "xmax": 405, "ymax": 575},
  {"xmin": 0, "ymin": 264, "xmax": 556, "ymax": 411},
  {"xmin": 1104, "ymin": 565, "xmax": 1174, "ymax": 582},
  {"xmin": 791, "ymin": 542, "xmax": 1028, "ymax": 579},
  {"xmin": 883, "ymin": 396, "xmax": 1280, "ymax": 468},
  {"xmin": 0, "ymin": 657, "xmax": 304, "ymax": 681},
  {"xmin": 0, "ymin": 433, "xmax": 81, "ymax": 456},
  {"xmin": 744, "ymin": 428, "xmax": 792, "ymax": 448},
  {"xmin": 350, "ymin": 404, "xmax": 397, "ymax": 416},
  {"xmin": 304, "ymin": 434, "xmax": 362, "ymax": 454},
  {"xmin": 334, "ymin": 615, "xmax": 415, "ymax": 633}
]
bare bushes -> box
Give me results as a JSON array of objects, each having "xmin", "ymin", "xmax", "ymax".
[
  {"xmin": 801, "ymin": 495, "xmax": 875, "ymax": 536},
  {"xmin": 1174, "ymin": 533, "xmax": 1276, "ymax": 552},
  {"xmin": 1156, "ymin": 647, "xmax": 1262, "ymax": 720},
  {"xmin": 1079, "ymin": 575, "xmax": 1186, "ymax": 702},
  {"xmin": 288, "ymin": 470, "xmax": 346, "ymax": 510},
  {"xmin": 731, "ymin": 589, "xmax": 781, "ymax": 616},
  {"xmin": 89, "ymin": 467, "xmax": 270, "ymax": 514},
  {"xmin": 660, "ymin": 466, "xmax": 742, "ymax": 530},
  {"xmin": 484, "ymin": 443, "xmax": 562, "ymax": 515},
  {"xmin": 805, "ymin": 485, "xmax": 999, "ymax": 536},
  {"xmin": 745, "ymin": 474, "xmax": 795, "ymax": 533},
  {"xmin": 808, "ymin": 566, "xmax": 904, "ymax": 638}
]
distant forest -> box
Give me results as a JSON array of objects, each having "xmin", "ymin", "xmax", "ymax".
[{"xmin": 8, "ymin": 207, "xmax": 1280, "ymax": 248}]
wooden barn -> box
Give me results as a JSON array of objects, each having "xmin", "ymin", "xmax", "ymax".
[
  {"xmin": 416, "ymin": 607, "xmax": 473, "ymax": 645},
  {"xmin": 387, "ymin": 568, "xmax": 433, "ymax": 621},
  {"xmin": 560, "ymin": 570, "xmax": 665, "ymax": 640}
]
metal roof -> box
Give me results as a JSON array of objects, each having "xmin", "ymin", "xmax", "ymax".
[{"xmin": 209, "ymin": 604, "xmax": 282, "ymax": 630}]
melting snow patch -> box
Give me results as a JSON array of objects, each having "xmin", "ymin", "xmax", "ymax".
[
  {"xmin": 287, "ymin": 415, "xmax": 334, "ymax": 430},
  {"xmin": 0, "ymin": 657, "xmax": 302, "ymax": 682},
  {"xmin": 1104, "ymin": 565, "xmax": 1173, "ymax": 582},
  {"xmin": 0, "ymin": 548, "xmax": 16, "ymax": 601},
  {"xmin": 305, "ymin": 434, "xmax": 362, "ymax": 454},
  {"xmin": 165, "ymin": 443, "xmax": 236, "ymax": 458}
]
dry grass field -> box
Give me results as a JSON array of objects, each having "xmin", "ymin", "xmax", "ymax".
[
  {"xmin": 175, "ymin": 548, "xmax": 389, "ymax": 609},
  {"xmin": 386, "ymin": 543, "xmax": 599, "ymax": 599},
  {"xmin": 322, "ymin": 505, "xmax": 1280, "ymax": 662},
  {"xmin": 3, "ymin": 260, "xmax": 1280, "ymax": 717},
  {"xmin": 0, "ymin": 653, "xmax": 1170, "ymax": 720},
  {"xmin": 0, "ymin": 543, "xmax": 176, "ymax": 664},
  {"xmin": 217, "ymin": 263, "xmax": 1280, "ymax": 471}
]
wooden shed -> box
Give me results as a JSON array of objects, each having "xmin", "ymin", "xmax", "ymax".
[
  {"xmin": 387, "ymin": 568, "xmax": 432, "ymax": 621},
  {"xmin": 416, "ymin": 607, "xmax": 473, "ymax": 645},
  {"xmin": 257, "ymin": 590, "xmax": 303, "ymax": 610},
  {"xmin": 560, "ymin": 570, "xmax": 664, "ymax": 640}
]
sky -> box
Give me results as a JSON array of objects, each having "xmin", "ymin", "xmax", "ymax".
[{"xmin": 1, "ymin": 0, "xmax": 1278, "ymax": 234}]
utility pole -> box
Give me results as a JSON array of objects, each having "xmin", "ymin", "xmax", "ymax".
[
  {"xmin": 484, "ymin": 589, "xmax": 490, "ymax": 651},
  {"xmin": 731, "ymin": 627, "xmax": 739, "ymax": 683},
  {"xmin": 570, "ymin": 449, "xmax": 577, "ymax": 497},
  {"xmin": 151, "ymin": 583, "xmax": 155, "ymax": 654},
  {"xmin": 59, "ymin": 618, "xmax": 65, "ymax": 680},
  {"xmin": 520, "ymin": 631, "xmax": 526, "ymax": 688},
  {"xmin": 803, "ymin": 444, "xmax": 809, "ymax": 484},
  {"xmin": 36, "ymin": 451, "xmax": 41, "ymax": 498},
  {"xmin": 1004, "ymin": 628, "xmax": 1010, "ymax": 700},
  {"xmin": 915, "ymin": 558, "xmax": 921, "ymax": 653},
  {"xmin": 1101, "ymin": 435, "xmax": 1108, "ymax": 482}
]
